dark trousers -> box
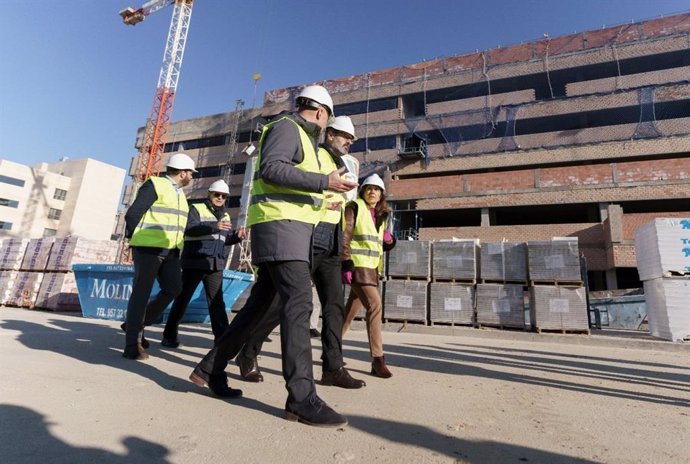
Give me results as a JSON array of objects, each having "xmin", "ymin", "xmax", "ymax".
[
  {"xmin": 197, "ymin": 260, "xmax": 315, "ymax": 403},
  {"xmin": 163, "ymin": 268, "xmax": 228, "ymax": 341},
  {"xmin": 241, "ymin": 251, "xmax": 345, "ymax": 372},
  {"xmin": 125, "ymin": 248, "xmax": 182, "ymax": 346}
]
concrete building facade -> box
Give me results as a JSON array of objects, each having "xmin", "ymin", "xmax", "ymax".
[
  {"xmin": 125, "ymin": 12, "xmax": 690, "ymax": 290},
  {"xmin": 0, "ymin": 158, "xmax": 125, "ymax": 240}
]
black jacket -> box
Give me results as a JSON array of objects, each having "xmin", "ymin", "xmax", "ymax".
[{"xmin": 181, "ymin": 199, "xmax": 242, "ymax": 271}]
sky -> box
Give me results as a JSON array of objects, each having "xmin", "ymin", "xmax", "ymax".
[{"xmin": 1, "ymin": 0, "xmax": 688, "ymax": 172}]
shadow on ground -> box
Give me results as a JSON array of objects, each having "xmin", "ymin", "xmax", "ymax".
[{"xmin": 0, "ymin": 404, "xmax": 171, "ymax": 464}]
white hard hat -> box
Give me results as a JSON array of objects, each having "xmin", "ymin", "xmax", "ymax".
[
  {"xmin": 327, "ymin": 116, "xmax": 356, "ymax": 140},
  {"xmin": 166, "ymin": 153, "xmax": 197, "ymax": 172},
  {"xmin": 360, "ymin": 173, "xmax": 385, "ymax": 192},
  {"xmin": 208, "ymin": 179, "xmax": 230, "ymax": 194},
  {"xmin": 296, "ymin": 85, "xmax": 334, "ymax": 116}
]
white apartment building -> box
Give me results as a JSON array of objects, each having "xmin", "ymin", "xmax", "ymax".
[{"xmin": 0, "ymin": 158, "xmax": 125, "ymax": 240}]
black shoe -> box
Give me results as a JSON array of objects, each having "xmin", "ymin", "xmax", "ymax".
[
  {"xmin": 236, "ymin": 353, "xmax": 264, "ymax": 382},
  {"xmin": 161, "ymin": 338, "xmax": 180, "ymax": 348},
  {"xmin": 121, "ymin": 322, "xmax": 149, "ymax": 349},
  {"xmin": 189, "ymin": 366, "xmax": 242, "ymax": 398},
  {"xmin": 309, "ymin": 328, "xmax": 321, "ymax": 338},
  {"xmin": 285, "ymin": 394, "xmax": 347, "ymax": 428},
  {"xmin": 122, "ymin": 343, "xmax": 149, "ymax": 360},
  {"xmin": 321, "ymin": 367, "xmax": 366, "ymax": 389}
]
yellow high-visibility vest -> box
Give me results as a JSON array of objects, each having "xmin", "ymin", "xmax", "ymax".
[
  {"xmin": 130, "ymin": 176, "xmax": 188, "ymax": 249},
  {"xmin": 317, "ymin": 146, "xmax": 345, "ymax": 225},
  {"xmin": 349, "ymin": 198, "xmax": 385, "ymax": 270},
  {"xmin": 184, "ymin": 203, "xmax": 230, "ymax": 243},
  {"xmin": 247, "ymin": 117, "xmax": 324, "ymax": 227}
]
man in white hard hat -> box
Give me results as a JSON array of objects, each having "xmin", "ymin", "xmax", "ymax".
[
  {"xmin": 122, "ymin": 153, "xmax": 196, "ymax": 360},
  {"xmin": 235, "ymin": 115, "xmax": 365, "ymax": 389},
  {"xmin": 161, "ymin": 179, "xmax": 247, "ymax": 352},
  {"xmin": 190, "ymin": 85, "xmax": 357, "ymax": 427}
]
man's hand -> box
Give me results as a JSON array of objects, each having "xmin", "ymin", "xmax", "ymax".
[
  {"xmin": 327, "ymin": 201, "xmax": 343, "ymax": 211},
  {"xmin": 328, "ymin": 167, "xmax": 358, "ymax": 193},
  {"xmin": 237, "ymin": 227, "xmax": 247, "ymax": 240},
  {"xmin": 217, "ymin": 219, "xmax": 232, "ymax": 231}
]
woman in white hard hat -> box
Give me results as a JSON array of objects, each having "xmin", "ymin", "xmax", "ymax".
[
  {"xmin": 341, "ymin": 173, "xmax": 397, "ymax": 378},
  {"xmin": 162, "ymin": 179, "xmax": 246, "ymax": 348}
]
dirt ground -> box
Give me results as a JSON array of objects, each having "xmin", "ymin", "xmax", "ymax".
[{"xmin": 1, "ymin": 306, "xmax": 689, "ymax": 464}]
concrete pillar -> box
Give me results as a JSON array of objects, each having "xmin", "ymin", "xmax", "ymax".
[
  {"xmin": 599, "ymin": 202, "xmax": 609, "ymax": 222},
  {"xmin": 481, "ymin": 208, "xmax": 491, "ymax": 227},
  {"xmin": 605, "ymin": 269, "xmax": 618, "ymax": 290}
]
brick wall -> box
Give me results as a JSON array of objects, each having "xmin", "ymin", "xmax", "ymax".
[
  {"xmin": 617, "ymin": 158, "xmax": 690, "ymax": 183},
  {"xmin": 622, "ymin": 211, "xmax": 690, "ymax": 240},
  {"xmin": 389, "ymin": 158, "xmax": 690, "ymax": 202},
  {"xmin": 467, "ymin": 170, "xmax": 535, "ymax": 192},
  {"xmin": 414, "ymin": 183, "xmax": 690, "ymax": 209},
  {"xmin": 612, "ymin": 244, "xmax": 637, "ymax": 267},
  {"xmin": 539, "ymin": 164, "xmax": 614, "ymax": 187}
]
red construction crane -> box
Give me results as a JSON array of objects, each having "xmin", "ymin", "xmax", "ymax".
[
  {"xmin": 117, "ymin": 0, "xmax": 193, "ymax": 263},
  {"xmin": 119, "ymin": 0, "xmax": 194, "ymax": 182}
]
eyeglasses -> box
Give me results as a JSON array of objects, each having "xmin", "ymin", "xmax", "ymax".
[{"xmin": 212, "ymin": 192, "xmax": 228, "ymax": 199}]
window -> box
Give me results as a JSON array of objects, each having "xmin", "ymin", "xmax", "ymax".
[
  {"xmin": 43, "ymin": 228, "xmax": 57, "ymax": 237},
  {"xmin": 334, "ymin": 97, "xmax": 397, "ymax": 116},
  {"xmin": 226, "ymin": 195, "xmax": 241, "ymax": 208},
  {"xmin": 195, "ymin": 166, "xmax": 222, "ymax": 179},
  {"xmin": 232, "ymin": 163, "xmax": 246, "ymax": 175},
  {"xmin": 0, "ymin": 198, "xmax": 19, "ymax": 208},
  {"xmin": 48, "ymin": 208, "xmax": 62, "ymax": 220},
  {"xmin": 53, "ymin": 188, "xmax": 68, "ymax": 200},
  {"xmin": 0, "ymin": 174, "xmax": 25, "ymax": 187},
  {"xmin": 0, "ymin": 221, "xmax": 12, "ymax": 230}
]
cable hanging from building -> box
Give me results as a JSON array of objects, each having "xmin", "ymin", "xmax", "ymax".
[{"xmin": 542, "ymin": 37, "xmax": 555, "ymax": 99}]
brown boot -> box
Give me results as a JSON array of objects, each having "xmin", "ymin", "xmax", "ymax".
[{"xmin": 371, "ymin": 356, "xmax": 392, "ymax": 378}]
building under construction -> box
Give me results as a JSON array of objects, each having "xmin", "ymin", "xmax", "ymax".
[{"xmin": 122, "ymin": 12, "xmax": 690, "ymax": 291}]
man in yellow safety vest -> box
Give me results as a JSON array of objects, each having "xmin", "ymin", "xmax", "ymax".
[
  {"xmin": 189, "ymin": 86, "xmax": 357, "ymax": 427},
  {"xmin": 122, "ymin": 153, "xmax": 196, "ymax": 360},
  {"xmin": 235, "ymin": 116, "xmax": 365, "ymax": 390}
]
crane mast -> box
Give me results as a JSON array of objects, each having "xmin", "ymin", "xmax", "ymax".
[
  {"xmin": 118, "ymin": 0, "xmax": 194, "ymax": 262},
  {"xmin": 121, "ymin": 0, "xmax": 194, "ymax": 182}
]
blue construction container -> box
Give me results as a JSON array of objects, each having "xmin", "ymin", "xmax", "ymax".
[
  {"xmin": 588, "ymin": 295, "xmax": 647, "ymax": 330},
  {"xmin": 73, "ymin": 263, "xmax": 253, "ymax": 323}
]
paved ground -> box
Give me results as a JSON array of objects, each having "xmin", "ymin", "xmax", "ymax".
[{"xmin": 1, "ymin": 307, "xmax": 689, "ymax": 464}]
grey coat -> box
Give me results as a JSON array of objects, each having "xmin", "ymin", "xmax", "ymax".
[{"xmin": 250, "ymin": 113, "xmax": 330, "ymax": 264}]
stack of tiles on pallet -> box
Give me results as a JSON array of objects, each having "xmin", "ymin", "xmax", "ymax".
[
  {"xmin": 46, "ymin": 237, "xmax": 119, "ymax": 271},
  {"xmin": 384, "ymin": 241, "xmax": 431, "ymax": 323},
  {"xmin": 0, "ymin": 237, "xmax": 119, "ymax": 311},
  {"xmin": 477, "ymin": 241, "xmax": 528, "ymax": 329},
  {"xmin": 429, "ymin": 240, "xmax": 478, "ymax": 325},
  {"xmin": 635, "ymin": 218, "xmax": 690, "ymax": 341},
  {"xmin": 40, "ymin": 237, "xmax": 119, "ymax": 311},
  {"xmin": 527, "ymin": 238, "xmax": 581, "ymax": 283},
  {"xmin": 527, "ymin": 238, "xmax": 587, "ymax": 333},
  {"xmin": 480, "ymin": 242, "xmax": 528, "ymax": 282},
  {"xmin": 475, "ymin": 283, "xmax": 525, "ymax": 329},
  {"xmin": 528, "ymin": 285, "xmax": 589, "ymax": 332},
  {"xmin": 0, "ymin": 238, "xmax": 34, "ymax": 307}
]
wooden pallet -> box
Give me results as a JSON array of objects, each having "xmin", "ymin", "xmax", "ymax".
[
  {"xmin": 475, "ymin": 323, "xmax": 528, "ymax": 331},
  {"xmin": 533, "ymin": 327, "xmax": 591, "ymax": 335},
  {"xmin": 479, "ymin": 279, "xmax": 528, "ymax": 286},
  {"xmin": 529, "ymin": 280, "xmax": 584, "ymax": 287},
  {"xmin": 429, "ymin": 320, "xmax": 474, "ymax": 327},
  {"xmin": 383, "ymin": 317, "xmax": 428, "ymax": 326},
  {"xmin": 386, "ymin": 276, "xmax": 431, "ymax": 282},
  {"xmin": 431, "ymin": 277, "xmax": 477, "ymax": 284}
]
